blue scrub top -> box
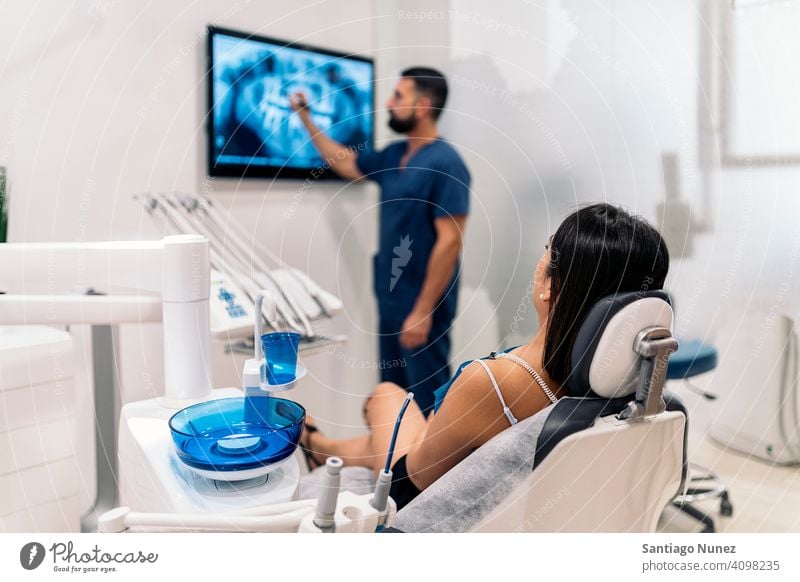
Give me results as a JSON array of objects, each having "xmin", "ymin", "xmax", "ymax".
[{"xmin": 356, "ymin": 138, "xmax": 471, "ymax": 321}]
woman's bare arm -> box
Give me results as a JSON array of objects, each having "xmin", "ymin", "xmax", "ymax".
[{"xmin": 404, "ymin": 362, "xmax": 509, "ymax": 489}]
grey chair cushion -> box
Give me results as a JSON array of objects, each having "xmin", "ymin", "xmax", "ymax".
[
  {"xmin": 394, "ymin": 404, "xmax": 554, "ymax": 533},
  {"xmin": 298, "ymin": 392, "xmax": 686, "ymax": 532},
  {"xmin": 298, "ymin": 406, "xmax": 554, "ymax": 533}
]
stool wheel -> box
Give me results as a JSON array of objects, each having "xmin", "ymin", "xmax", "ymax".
[{"xmin": 720, "ymin": 492, "xmax": 733, "ymax": 517}]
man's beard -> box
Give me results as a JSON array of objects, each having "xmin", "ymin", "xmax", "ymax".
[{"xmin": 388, "ymin": 112, "xmax": 416, "ymax": 134}]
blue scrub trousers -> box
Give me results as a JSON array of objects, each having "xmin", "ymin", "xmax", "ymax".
[{"xmin": 378, "ymin": 306, "xmax": 453, "ymax": 416}]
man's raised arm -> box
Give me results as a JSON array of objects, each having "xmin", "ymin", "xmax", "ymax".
[{"xmin": 290, "ymin": 92, "xmax": 364, "ymax": 181}]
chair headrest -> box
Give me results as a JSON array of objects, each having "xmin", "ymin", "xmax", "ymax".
[{"xmin": 567, "ymin": 290, "xmax": 673, "ymax": 398}]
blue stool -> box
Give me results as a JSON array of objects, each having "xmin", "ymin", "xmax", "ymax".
[
  {"xmin": 667, "ymin": 340, "xmax": 718, "ymax": 380},
  {"xmin": 667, "ymin": 340, "xmax": 733, "ymax": 533}
]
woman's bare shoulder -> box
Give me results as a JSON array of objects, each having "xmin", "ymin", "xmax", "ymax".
[{"xmin": 444, "ymin": 359, "xmax": 517, "ymax": 416}]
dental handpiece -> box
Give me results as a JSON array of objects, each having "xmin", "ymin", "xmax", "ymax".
[
  {"xmin": 371, "ymin": 392, "xmax": 414, "ymax": 514},
  {"xmin": 384, "ymin": 392, "xmax": 414, "ymax": 474}
]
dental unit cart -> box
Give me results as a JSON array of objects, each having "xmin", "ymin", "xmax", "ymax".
[
  {"xmin": 0, "ymin": 235, "xmax": 394, "ymax": 533},
  {"xmin": 119, "ymin": 289, "xmax": 304, "ymax": 516}
]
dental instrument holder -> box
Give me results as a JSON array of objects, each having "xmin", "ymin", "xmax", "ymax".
[
  {"xmin": 371, "ymin": 470, "xmax": 393, "ymax": 513},
  {"xmin": 618, "ymin": 327, "xmax": 678, "ymax": 421},
  {"xmin": 313, "ymin": 457, "xmax": 343, "ymax": 532},
  {"xmin": 162, "ymin": 236, "xmax": 214, "ymax": 407},
  {"xmin": 242, "ymin": 290, "xmax": 306, "ymax": 396}
]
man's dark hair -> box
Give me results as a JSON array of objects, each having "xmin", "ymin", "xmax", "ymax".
[{"xmin": 401, "ymin": 67, "xmax": 448, "ymax": 120}]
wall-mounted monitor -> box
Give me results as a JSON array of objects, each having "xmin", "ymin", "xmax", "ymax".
[{"xmin": 207, "ymin": 26, "xmax": 374, "ymax": 179}]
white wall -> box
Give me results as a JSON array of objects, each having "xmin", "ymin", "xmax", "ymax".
[
  {"xmin": 433, "ymin": 0, "xmax": 698, "ymax": 341},
  {"xmin": 3, "ymin": 0, "xmax": 799, "ymax": 450},
  {"xmin": 0, "ymin": 1, "xmax": 388, "ymax": 444},
  {"xmin": 383, "ymin": 0, "xmax": 800, "ymax": 432}
]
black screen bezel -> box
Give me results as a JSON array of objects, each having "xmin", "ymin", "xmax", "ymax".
[{"xmin": 206, "ymin": 25, "xmax": 375, "ymax": 181}]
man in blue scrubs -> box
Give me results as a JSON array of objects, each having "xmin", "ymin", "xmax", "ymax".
[{"xmin": 291, "ymin": 67, "xmax": 470, "ymax": 415}]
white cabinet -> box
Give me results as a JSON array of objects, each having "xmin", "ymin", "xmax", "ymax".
[{"xmin": 0, "ymin": 326, "xmax": 78, "ymax": 532}]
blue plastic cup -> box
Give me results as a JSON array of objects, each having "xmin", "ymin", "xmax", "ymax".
[{"xmin": 261, "ymin": 332, "xmax": 301, "ymax": 385}]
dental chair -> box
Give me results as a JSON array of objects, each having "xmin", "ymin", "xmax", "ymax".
[
  {"xmin": 101, "ymin": 290, "xmax": 688, "ymax": 534},
  {"xmin": 383, "ymin": 290, "xmax": 690, "ymax": 532}
]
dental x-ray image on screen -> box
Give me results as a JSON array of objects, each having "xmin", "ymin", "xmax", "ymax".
[{"xmin": 207, "ymin": 27, "xmax": 374, "ymax": 179}]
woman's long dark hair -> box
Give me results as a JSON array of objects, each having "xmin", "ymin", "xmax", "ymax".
[{"xmin": 542, "ymin": 203, "xmax": 670, "ymax": 385}]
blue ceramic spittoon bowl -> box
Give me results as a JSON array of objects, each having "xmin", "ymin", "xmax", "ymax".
[{"xmin": 169, "ymin": 396, "xmax": 305, "ymax": 479}]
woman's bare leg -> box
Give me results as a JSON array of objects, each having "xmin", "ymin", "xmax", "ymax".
[
  {"xmin": 362, "ymin": 382, "xmax": 428, "ymax": 474},
  {"xmin": 305, "ymin": 433, "xmax": 373, "ymax": 468},
  {"xmin": 305, "ymin": 382, "xmax": 428, "ymax": 473}
]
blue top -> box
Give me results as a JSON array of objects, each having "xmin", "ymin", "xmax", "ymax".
[
  {"xmin": 432, "ymin": 346, "xmax": 519, "ymax": 413},
  {"xmin": 356, "ymin": 138, "xmax": 470, "ymax": 320}
]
